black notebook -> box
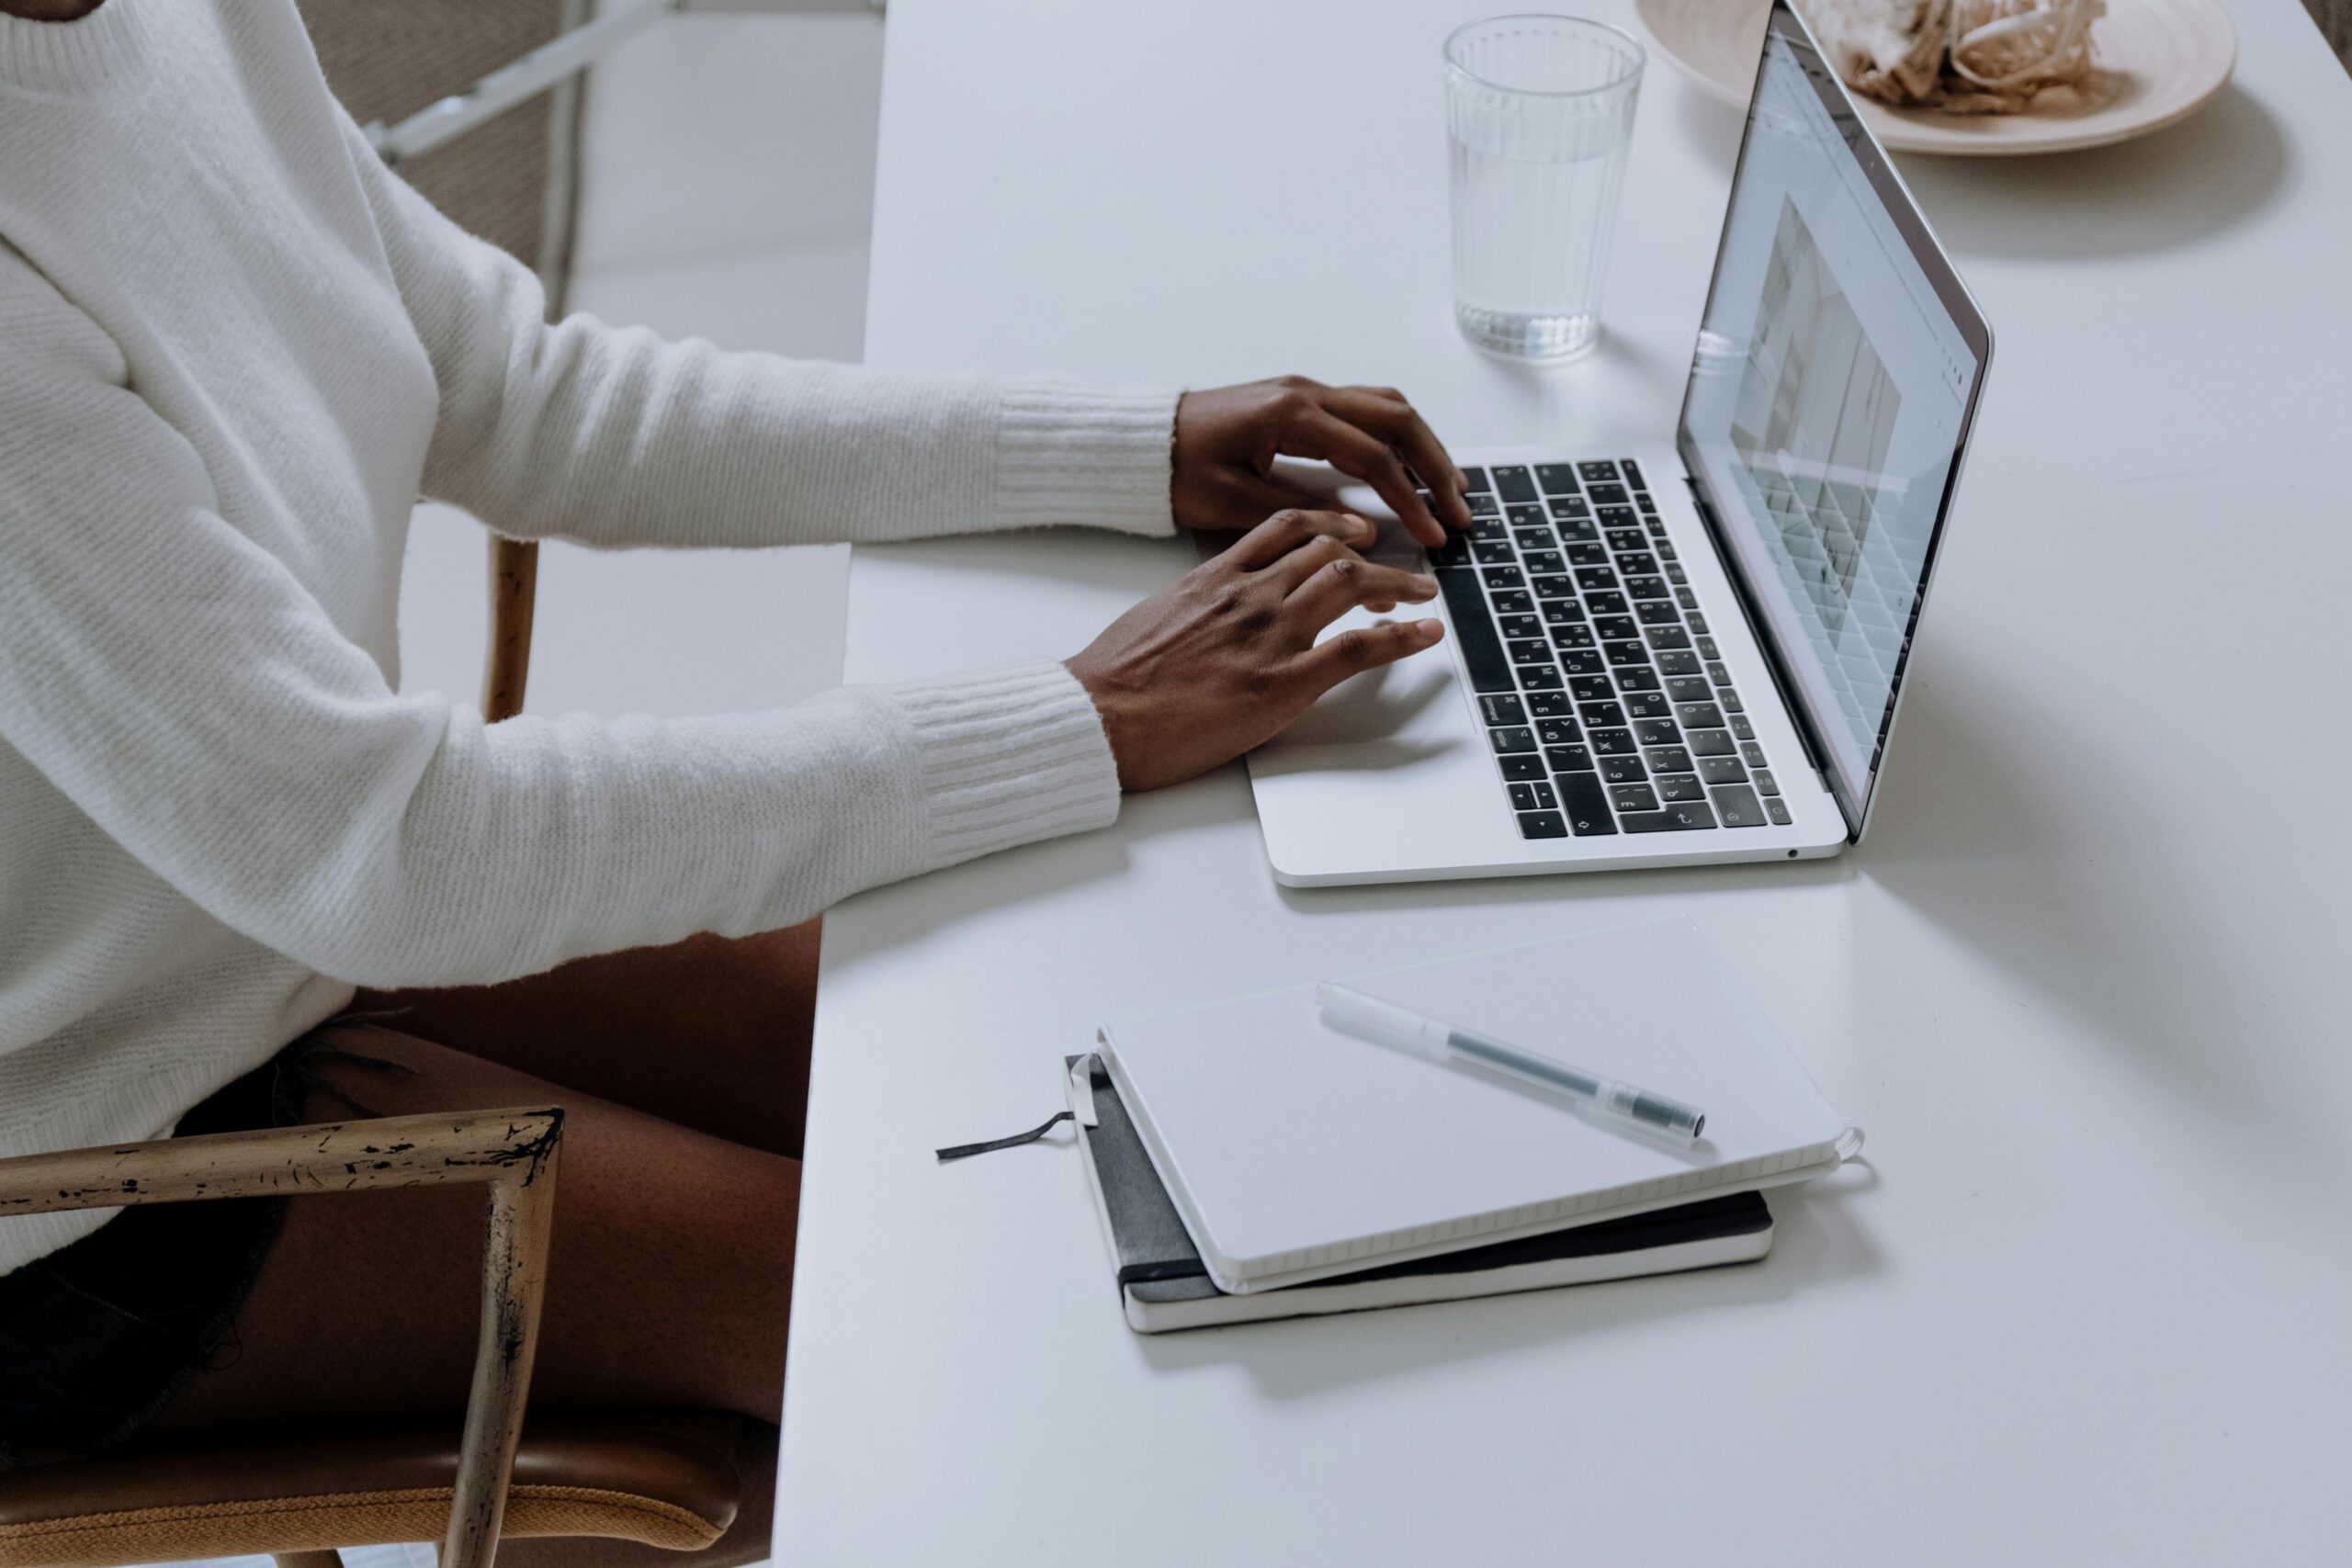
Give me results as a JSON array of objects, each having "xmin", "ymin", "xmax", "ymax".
[{"xmin": 1069, "ymin": 1057, "xmax": 1775, "ymax": 1333}]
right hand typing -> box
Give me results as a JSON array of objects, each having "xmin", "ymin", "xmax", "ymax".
[{"xmin": 1065, "ymin": 509, "xmax": 1444, "ymax": 794}]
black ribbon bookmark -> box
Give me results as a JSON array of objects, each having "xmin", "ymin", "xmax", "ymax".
[{"xmin": 934, "ymin": 1109, "xmax": 1073, "ymax": 1163}]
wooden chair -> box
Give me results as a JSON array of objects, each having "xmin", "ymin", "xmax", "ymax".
[{"xmin": 0, "ymin": 1108, "xmax": 776, "ymax": 1568}]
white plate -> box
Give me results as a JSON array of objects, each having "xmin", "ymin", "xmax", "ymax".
[{"xmin": 1635, "ymin": 0, "xmax": 2237, "ymax": 156}]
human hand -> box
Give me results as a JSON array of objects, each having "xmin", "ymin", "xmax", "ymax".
[
  {"xmin": 1170, "ymin": 377, "xmax": 1473, "ymax": 547},
  {"xmin": 1067, "ymin": 509, "xmax": 1444, "ymax": 793}
]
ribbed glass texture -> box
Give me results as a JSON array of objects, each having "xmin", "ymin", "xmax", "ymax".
[{"xmin": 1444, "ymin": 16, "xmax": 1645, "ymax": 360}]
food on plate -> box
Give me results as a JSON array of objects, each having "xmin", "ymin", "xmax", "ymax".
[{"xmin": 1796, "ymin": 0, "xmax": 2106, "ymax": 113}]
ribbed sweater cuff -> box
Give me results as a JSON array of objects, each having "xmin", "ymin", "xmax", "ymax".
[
  {"xmin": 865, "ymin": 659, "xmax": 1122, "ymax": 874},
  {"xmin": 993, "ymin": 377, "xmax": 1180, "ymax": 537}
]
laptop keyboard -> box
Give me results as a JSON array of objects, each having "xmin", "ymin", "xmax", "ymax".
[{"xmin": 1421, "ymin": 460, "xmax": 1792, "ymax": 840}]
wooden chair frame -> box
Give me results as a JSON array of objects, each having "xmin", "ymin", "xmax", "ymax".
[{"xmin": 0, "ymin": 1108, "xmax": 564, "ymax": 1568}]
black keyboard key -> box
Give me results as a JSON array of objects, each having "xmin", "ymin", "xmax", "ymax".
[
  {"xmin": 1636, "ymin": 601, "xmax": 1681, "ymax": 626},
  {"xmin": 1598, "ymin": 504, "xmax": 1639, "ymax": 527},
  {"xmin": 1719, "ymin": 687, "xmax": 1744, "ymax": 713},
  {"xmin": 1555, "ymin": 516, "xmax": 1599, "ymax": 543},
  {"xmin": 1559, "ymin": 649, "xmax": 1605, "ymax": 675},
  {"xmin": 1592, "ymin": 615, "xmax": 1639, "ymax": 642},
  {"xmin": 1613, "ymin": 667, "xmax": 1660, "ymax": 692},
  {"xmin": 1570, "ymin": 675, "xmax": 1614, "ymax": 701},
  {"xmin": 1534, "ymin": 718, "xmax": 1580, "ymax": 748},
  {"xmin": 1645, "ymin": 625, "xmax": 1692, "ymax": 650},
  {"xmin": 1600, "ymin": 754, "xmax": 1648, "ymax": 786},
  {"xmin": 1526, "ymin": 690, "xmax": 1572, "ymax": 717},
  {"xmin": 1589, "ymin": 482, "xmax": 1629, "ymax": 507},
  {"xmin": 1467, "ymin": 492, "xmax": 1500, "ymax": 518},
  {"xmin": 1483, "ymin": 566, "xmax": 1525, "ymax": 590},
  {"xmin": 1710, "ymin": 784, "xmax": 1767, "ymax": 828},
  {"xmin": 1462, "ymin": 466, "xmax": 1491, "ymax": 494},
  {"xmin": 1688, "ymin": 612, "xmax": 1711, "ymax": 634},
  {"xmin": 1657, "ymin": 773, "xmax": 1707, "ymax": 804},
  {"xmin": 1616, "ymin": 552, "xmax": 1657, "ymax": 576},
  {"xmin": 1557, "ymin": 773, "xmax": 1617, "ymax": 836},
  {"xmin": 1676, "ymin": 587, "xmax": 1701, "ymax": 611},
  {"xmin": 1509, "ymin": 639, "xmax": 1553, "ymax": 667},
  {"xmin": 1548, "ymin": 497, "xmax": 1591, "ymax": 521},
  {"xmin": 1509, "ymin": 780, "xmax": 1558, "ymax": 812},
  {"xmin": 1765, "ymin": 796, "xmax": 1792, "ymax": 826},
  {"xmin": 1623, "ymin": 802, "xmax": 1717, "ymax": 833},
  {"xmin": 1519, "ymin": 665, "xmax": 1564, "ymax": 690},
  {"xmin": 1621, "ymin": 458, "xmax": 1646, "ymax": 489},
  {"xmin": 1633, "ymin": 718, "xmax": 1681, "ymax": 747},
  {"xmin": 1489, "ymin": 726, "xmax": 1537, "ymax": 754},
  {"xmin": 1729, "ymin": 713, "xmax": 1756, "ymax": 740},
  {"xmin": 1523, "ymin": 550, "xmax": 1566, "ymax": 577},
  {"xmin": 1664, "ymin": 675, "xmax": 1712, "ymax": 704},
  {"xmin": 1474, "ymin": 539, "xmax": 1515, "ymax": 565},
  {"xmin": 1603, "ymin": 640, "xmax": 1650, "ymax": 668},
  {"xmin": 1666, "ymin": 563, "xmax": 1688, "ymax": 585},
  {"xmin": 1676, "ymin": 702, "xmax": 1725, "ymax": 729},
  {"xmin": 1517, "ymin": 810, "xmax": 1568, "ymax": 840},
  {"xmin": 1605, "ymin": 527, "xmax": 1646, "ymax": 552},
  {"xmin": 1499, "ymin": 753, "xmax": 1546, "ymax": 782},
  {"xmin": 1566, "ymin": 542, "xmax": 1609, "ymax": 568},
  {"xmin": 1753, "ymin": 768, "xmax": 1780, "ymax": 795},
  {"xmin": 1625, "ymin": 577, "xmax": 1669, "ymax": 601},
  {"xmin": 1645, "ymin": 746, "xmax": 1693, "ymax": 774},
  {"xmin": 1494, "ymin": 466, "xmax": 1538, "ymax": 503},
  {"xmin": 1608, "ymin": 782, "xmax": 1659, "ymax": 812},
  {"xmin": 1705, "ymin": 661, "xmax": 1733, "ymax": 686},
  {"xmin": 1695, "ymin": 635, "xmax": 1721, "ymax": 660},
  {"xmin": 1479, "ymin": 694, "xmax": 1527, "ymax": 726},
  {"xmin": 1492, "ymin": 589, "xmax": 1534, "ymax": 615},
  {"xmin": 1697, "ymin": 756, "xmax": 1748, "ymax": 786},
  {"xmin": 1657, "ymin": 650, "xmax": 1702, "ymax": 677},
  {"xmin": 1741, "ymin": 741, "xmax": 1769, "ymax": 768},
  {"xmin": 1657, "ymin": 540, "xmax": 1679, "ymax": 560},
  {"xmin": 1577, "ymin": 700, "xmax": 1627, "ymax": 728},
  {"xmin": 1541, "ymin": 599, "xmax": 1584, "ymax": 625},
  {"xmin": 1622, "ymin": 691, "xmax": 1674, "ymax": 721},
  {"xmin": 1577, "ymin": 460, "xmax": 1618, "ymax": 481},
  {"xmin": 1545, "ymin": 743, "xmax": 1595, "ymax": 773},
  {"xmin": 1430, "ymin": 535, "xmax": 1472, "ymax": 568},
  {"xmin": 1472, "ymin": 518, "xmax": 1509, "ymax": 541},
  {"xmin": 1532, "ymin": 575, "xmax": 1577, "ymax": 600},
  {"xmin": 1435, "ymin": 570, "xmax": 1515, "ymax": 693},
  {"xmin": 1587, "ymin": 593, "xmax": 1630, "ymax": 618},
  {"xmin": 1537, "ymin": 463, "xmax": 1581, "ymax": 494},
  {"xmin": 1513, "ymin": 527, "xmax": 1555, "ymax": 551},
  {"xmin": 1589, "ymin": 728, "xmax": 1638, "ymax": 757},
  {"xmin": 1498, "ymin": 613, "xmax": 1544, "ymax": 641},
  {"xmin": 1687, "ymin": 728, "xmax": 1736, "ymax": 758},
  {"xmin": 1575, "ymin": 566, "xmax": 1617, "ymax": 592},
  {"xmin": 1505, "ymin": 502, "xmax": 1547, "ymax": 527},
  {"xmin": 1551, "ymin": 623, "xmax": 1595, "ymax": 649}
]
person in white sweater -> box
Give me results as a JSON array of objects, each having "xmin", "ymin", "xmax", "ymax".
[{"xmin": 0, "ymin": 0, "xmax": 1470, "ymax": 1467}]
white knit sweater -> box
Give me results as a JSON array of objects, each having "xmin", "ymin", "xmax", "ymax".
[{"xmin": 0, "ymin": 0, "xmax": 1179, "ymax": 1274}]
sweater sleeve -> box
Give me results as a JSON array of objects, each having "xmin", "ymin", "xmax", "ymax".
[
  {"xmin": 337, "ymin": 117, "xmax": 1179, "ymax": 549},
  {"xmin": 0, "ymin": 283, "xmax": 1121, "ymax": 990}
]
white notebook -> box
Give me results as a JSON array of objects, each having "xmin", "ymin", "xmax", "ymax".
[{"xmin": 1095, "ymin": 918, "xmax": 1852, "ymax": 1294}]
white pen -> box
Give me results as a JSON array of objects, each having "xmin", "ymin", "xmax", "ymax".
[{"xmin": 1314, "ymin": 981, "xmax": 1708, "ymax": 1145}]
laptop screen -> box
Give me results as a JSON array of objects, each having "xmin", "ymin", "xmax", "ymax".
[{"xmin": 1676, "ymin": 2, "xmax": 1990, "ymax": 837}]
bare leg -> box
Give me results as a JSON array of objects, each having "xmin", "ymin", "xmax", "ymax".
[
  {"xmin": 150, "ymin": 1023, "xmax": 796, "ymax": 1434},
  {"xmin": 353, "ymin": 920, "xmax": 821, "ymax": 1159}
]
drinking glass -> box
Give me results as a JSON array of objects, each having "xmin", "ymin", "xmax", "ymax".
[{"xmin": 1444, "ymin": 15, "xmax": 1645, "ymax": 360}]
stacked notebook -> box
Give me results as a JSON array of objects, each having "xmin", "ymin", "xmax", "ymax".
[{"xmin": 1072, "ymin": 917, "xmax": 1850, "ymax": 1332}]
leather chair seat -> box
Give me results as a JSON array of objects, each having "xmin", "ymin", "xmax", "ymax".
[{"xmin": 0, "ymin": 1413, "xmax": 752, "ymax": 1568}]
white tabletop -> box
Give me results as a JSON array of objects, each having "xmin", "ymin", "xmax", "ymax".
[{"xmin": 776, "ymin": 4, "xmax": 2352, "ymax": 1562}]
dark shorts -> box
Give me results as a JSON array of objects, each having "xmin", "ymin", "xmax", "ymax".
[{"xmin": 0, "ymin": 1033, "xmax": 391, "ymax": 1470}]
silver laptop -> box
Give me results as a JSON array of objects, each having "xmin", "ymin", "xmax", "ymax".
[{"xmin": 1248, "ymin": 1, "xmax": 1992, "ymax": 887}]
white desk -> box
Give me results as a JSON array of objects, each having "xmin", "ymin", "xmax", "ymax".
[{"xmin": 777, "ymin": 4, "xmax": 2352, "ymax": 1561}]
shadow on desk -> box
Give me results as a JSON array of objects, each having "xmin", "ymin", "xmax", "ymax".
[
  {"xmin": 1673, "ymin": 82, "xmax": 2289, "ymax": 261},
  {"xmin": 1136, "ymin": 1175, "xmax": 1879, "ymax": 1401}
]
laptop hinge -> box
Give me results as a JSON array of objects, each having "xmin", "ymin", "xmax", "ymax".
[{"xmin": 1681, "ymin": 475, "xmax": 1848, "ymax": 826}]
